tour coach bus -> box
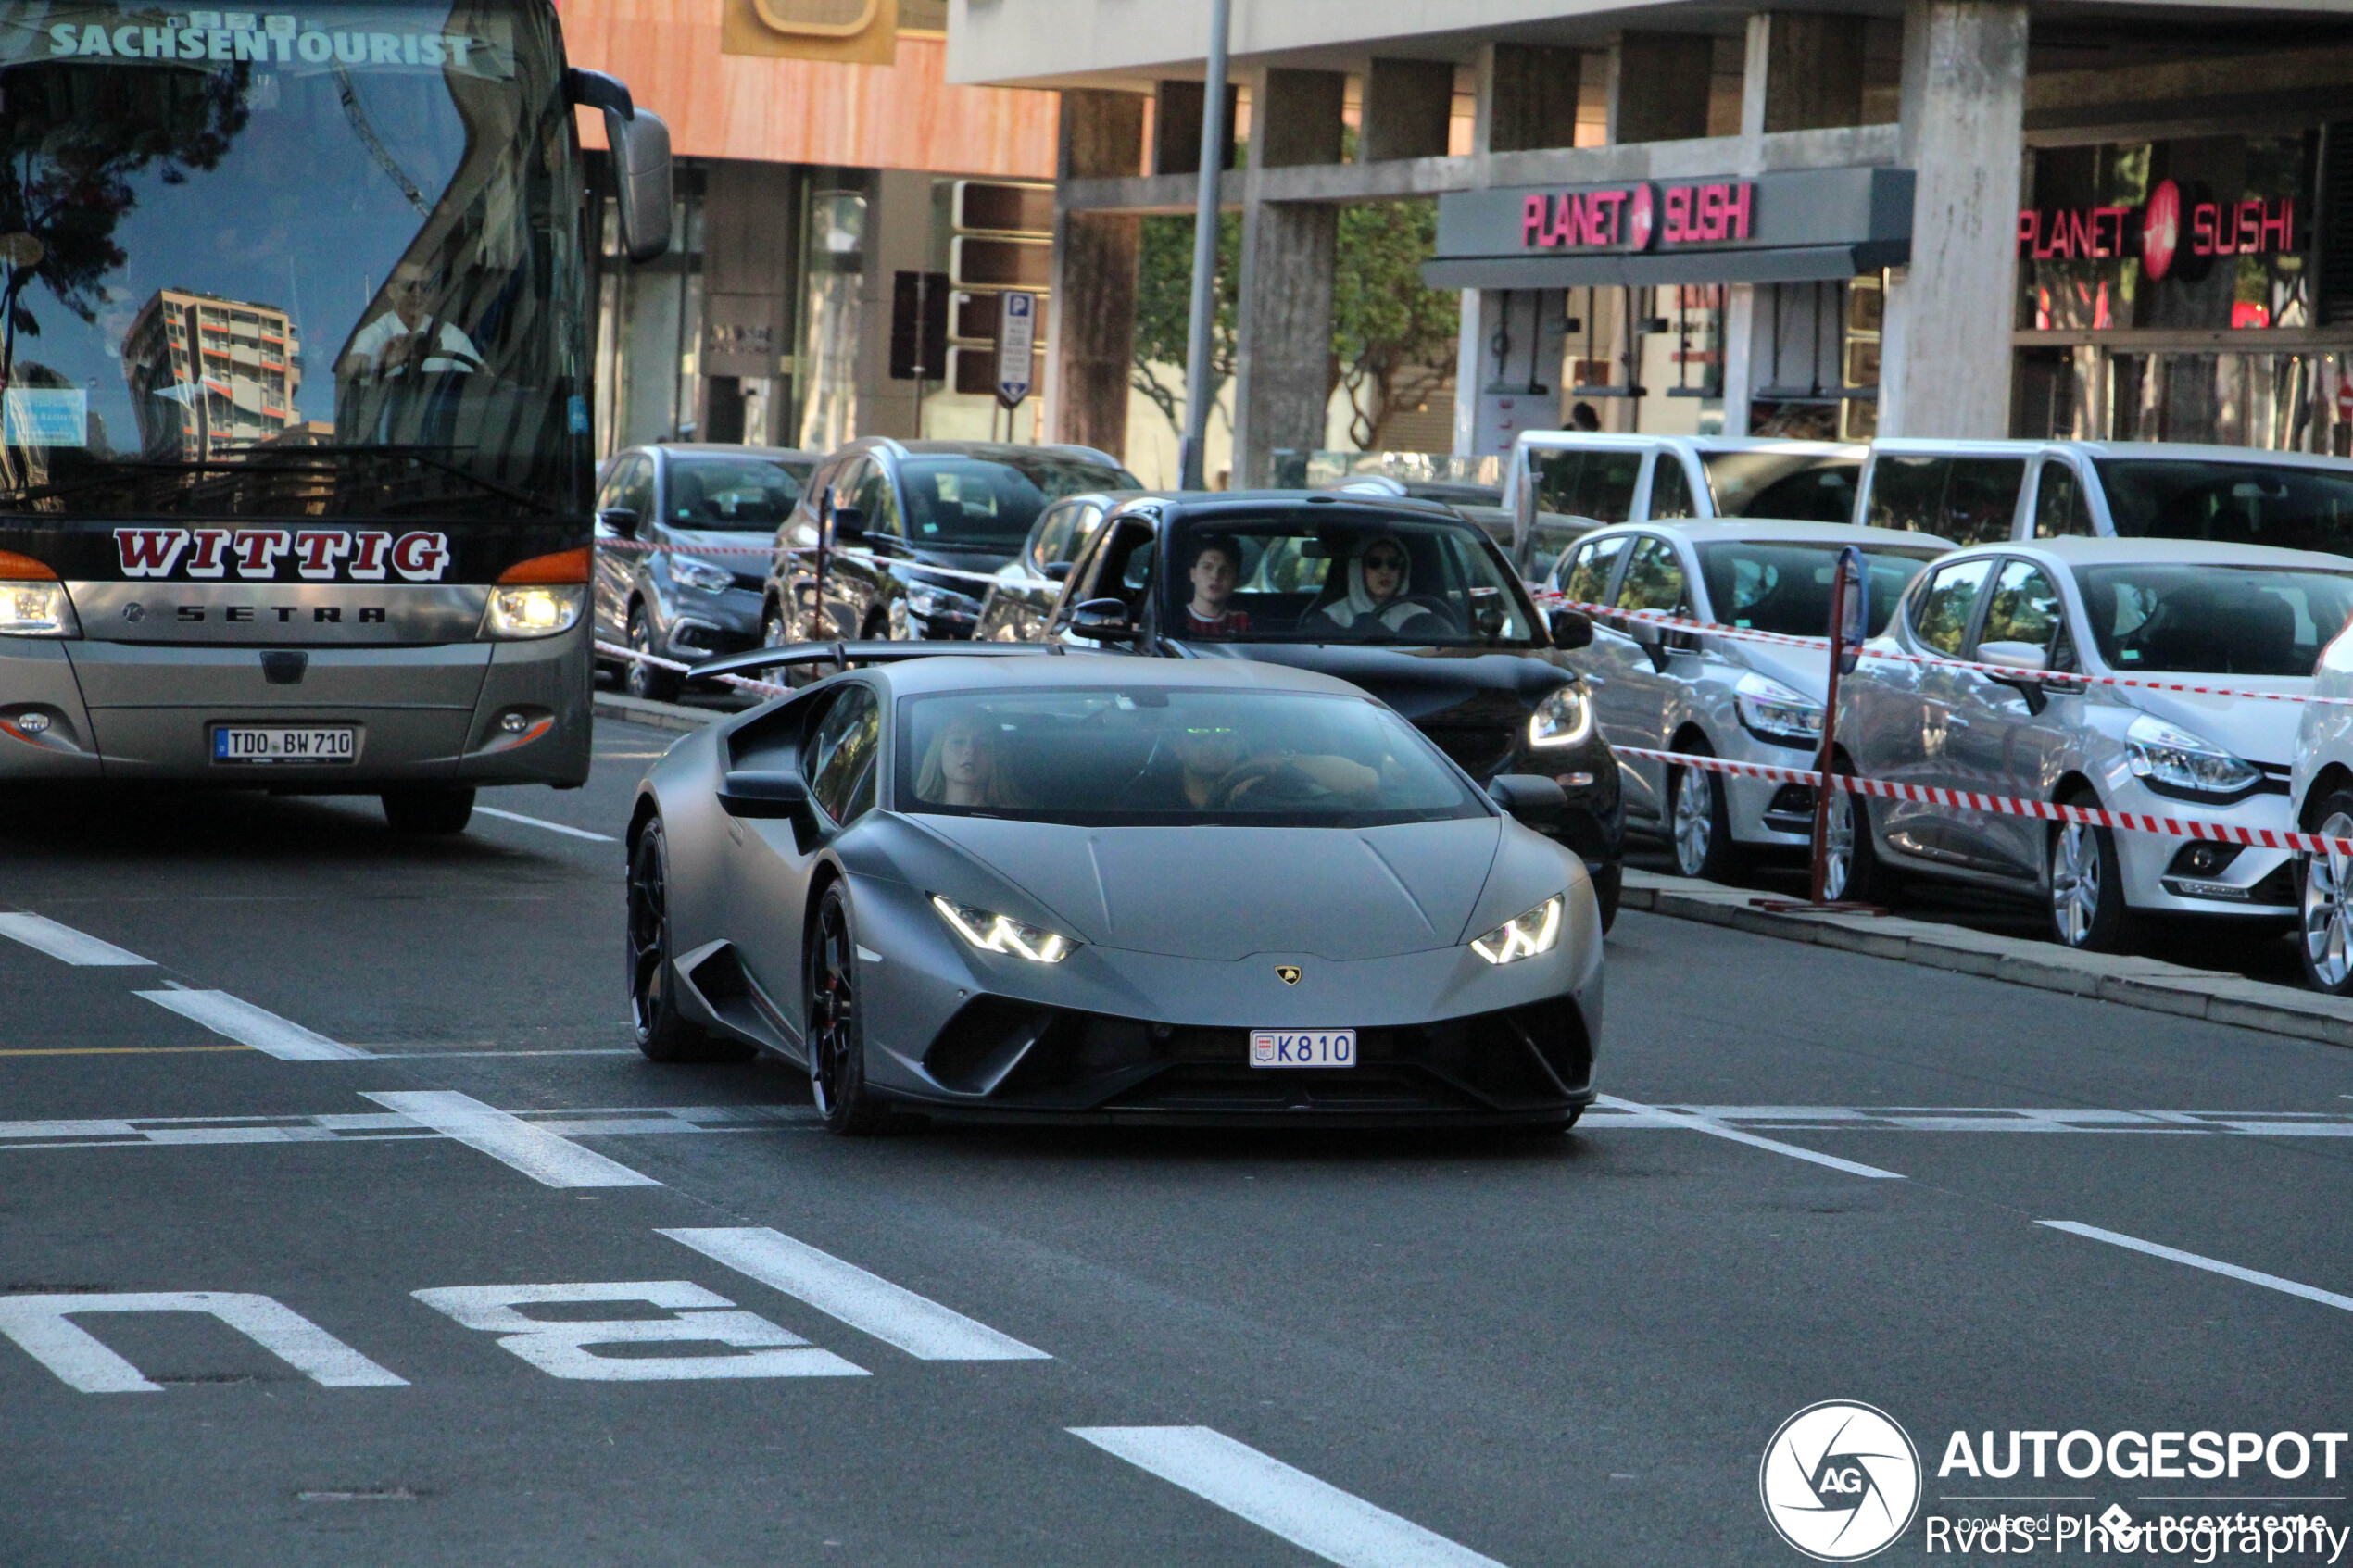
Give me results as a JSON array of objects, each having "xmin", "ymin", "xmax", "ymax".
[{"xmin": 0, "ymin": 0, "xmax": 670, "ymax": 831}]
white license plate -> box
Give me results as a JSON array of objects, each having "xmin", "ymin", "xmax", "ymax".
[
  {"xmin": 1250, "ymin": 1029, "xmax": 1356, "ymax": 1069},
  {"xmin": 212, "ymin": 725, "xmax": 359, "ymax": 765}
]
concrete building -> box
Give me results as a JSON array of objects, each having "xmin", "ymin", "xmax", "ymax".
[
  {"xmin": 950, "ymin": 1, "xmax": 2353, "ymax": 483},
  {"xmin": 562, "ymin": 0, "xmax": 1061, "ymax": 456}
]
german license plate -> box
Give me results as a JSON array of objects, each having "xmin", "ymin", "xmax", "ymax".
[
  {"xmin": 212, "ymin": 725, "xmax": 359, "ymax": 765},
  {"xmin": 1250, "ymin": 1029, "xmax": 1355, "ymax": 1069}
]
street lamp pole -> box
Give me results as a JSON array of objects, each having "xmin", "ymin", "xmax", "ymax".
[{"xmin": 1176, "ymin": 0, "xmax": 1232, "ymax": 493}]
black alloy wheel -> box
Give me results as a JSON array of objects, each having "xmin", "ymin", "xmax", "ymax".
[
  {"xmin": 806, "ymin": 884, "xmax": 890, "ymax": 1135},
  {"xmin": 626, "ymin": 601, "xmax": 683, "ymax": 703},
  {"xmin": 627, "ymin": 821, "xmax": 750, "ymax": 1063},
  {"xmin": 381, "ymin": 786, "xmax": 475, "ymax": 834}
]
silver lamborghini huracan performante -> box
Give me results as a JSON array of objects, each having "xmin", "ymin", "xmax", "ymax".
[{"xmin": 625, "ymin": 646, "xmax": 1604, "ymax": 1134}]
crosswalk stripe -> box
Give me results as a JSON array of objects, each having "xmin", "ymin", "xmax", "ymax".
[
  {"xmin": 363, "ymin": 1091, "xmax": 661, "ymax": 1187},
  {"xmin": 2039, "ymin": 1221, "xmax": 2353, "ymax": 1314},
  {"xmin": 473, "ymin": 806, "xmax": 616, "ymax": 842},
  {"xmin": 135, "ymin": 989, "xmax": 371, "ymax": 1060},
  {"xmin": 0, "ymin": 913, "xmax": 153, "ymax": 966},
  {"xmin": 1069, "ymin": 1425, "xmax": 1510, "ymax": 1568},
  {"xmin": 661, "ymin": 1226, "xmax": 1050, "ymax": 1361}
]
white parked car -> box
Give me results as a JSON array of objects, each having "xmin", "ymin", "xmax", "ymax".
[
  {"xmin": 2285, "ymin": 627, "xmax": 2353, "ymax": 994},
  {"xmin": 1827, "ymin": 538, "xmax": 2353, "ymax": 951},
  {"xmin": 1552, "ymin": 520, "xmax": 1950, "ymax": 879}
]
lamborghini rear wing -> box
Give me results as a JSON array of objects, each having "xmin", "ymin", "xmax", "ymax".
[{"xmin": 685, "ymin": 640, "xmax": 1063, "ymax": 685}]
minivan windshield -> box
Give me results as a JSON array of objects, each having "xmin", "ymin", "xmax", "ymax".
[
  {"xmin": 665, "ymin": 455, "xmax": 810, "ymax": 532},
  {"xmin": 1162, "ymin": 513, "xmax": 1543, "ymax": 646},
  {"xmin": 1697, "ymin": 540, "xmax": 1945, "ymax": 638},
  {"xmin": 0, "ymin": 0, "xmax": 585, "ymax": 521},
  {"xmin": 2074, "ymin": 563, "xmax": 2353, "ymax": 676},
  {"xmin": 899, "ymin": 452, "xmax": 1137, "ymax": 549},
  {"xmin": 898, "ymin": 687, "xmax": 1489, "ymax": 829},
  {"xmin": 1702, "ymin": 452, "xmax": 1861, "ymax": 522},
  {"xmin": 2095, "ymin": 459, "xmax": 2353, "ymax": 557}
]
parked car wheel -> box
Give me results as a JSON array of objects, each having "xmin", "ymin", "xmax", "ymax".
[
  {"xmin": 1819, "ymin": 769, "xmax": 1891, "ymax": 905},
  {"xmin": 626, "ymin": 602, "xmax": 683, "ymax": 703},
  {"xmin": 2297, "ymin": 793, "xmax": 2353, "ymax": 994},
  {"xmin": 2047, "ymin": 788, "xmax": 2134, "ymax": 953},
  {"xmin": 1667, "ymin": 744, "xmax": 1745, "ymax": 883}
]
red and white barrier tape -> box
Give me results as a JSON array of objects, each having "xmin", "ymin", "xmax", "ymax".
[
  {"xmin": 595, "ymin": 639, "xmax": 790, "ymax": 698},
  {"xmin": 1614, "ymin": 744, "xmax": 2353, "ymax": 857},
  {"xmin": 1541, "ymin": 593, "xmax": 2349, "ymax": 709},
  {"xmin": 599, "ymin": 537, "xmax": 1054, "ymax": 592}
]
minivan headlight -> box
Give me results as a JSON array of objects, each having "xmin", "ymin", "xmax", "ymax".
[
  {"xmin": 671, "ymin": 556, "xmax": 734, "ymax": 594},
  {"xmin": 931, "ymin": 895, "xmax": 1076, "ymax": 963},
  {"xmin": 0, "ymin": 583, "xmax": 79, "ymax": 637},
  {"xmin": 484, "ymin": 584, "xmax": 585, "ymax": 638},
  {"xmin": 2125, "ymin": 713, "xmax": 2260, "ymax": 800},
  {"xmin": 1734, "ymin": 671, "xmax": 1823, "ymax": 745},
  {"xmin": 1528, "ymin": 685, "xmax": 1592, "ymax": 747},
  {"xmin": 1470, "ymin": 896, "xmax": 1564, "ymax": 964}
]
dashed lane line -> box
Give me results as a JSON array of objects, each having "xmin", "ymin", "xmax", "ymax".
[
  {"xmin": 362, "ymin": 1090, "xmax": 661, "ymax": 1187},
  {"xmin": 1594, "ymin": 1095, "xmax": 1905, "ymax": 1179},
  {"xmin": 472, "ymin": 806, "xmax": 616, "ymax": 842},
  {"xmin": 1070, "ymin": 1425, "xmax": 1510, "ymax": 1568},
  {"xmin": 135, "ymin": 988, "xmax": 371, "ymax": 1060},
  {"xmin": 2039, "ymin": 1221, "xmax": 2353, "ymax": 1314},
  {"xmin": 0, "ymin": 1103, "xmax": 805, "ymax": 1152},
  {"xmin": 1588, "ymin": 1103, "xmax": 2353, "ymax": 1136},
  {"xmin": 0, "ymin": 913, "xmax": 152, "ymax": 966},
  {"xmin": 662, "ymin": 1226, "xmax": 1051, "ymax": 1361}
]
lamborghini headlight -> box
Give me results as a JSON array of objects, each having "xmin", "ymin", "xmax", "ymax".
[
  {"xmin": 1470, "ymin": 895, "xmax": 1563, "ymax": 964},
  {"xmin": 930, "ymin": 895, "xmax": 1076, "ymax": 963},
  {"xmin": 1528, "ymin": 685, "xmax": 1593, "ymax": 747},
  {"xmin": 485, "ymin": 584, "xmax": 585, "ymax": 638}
]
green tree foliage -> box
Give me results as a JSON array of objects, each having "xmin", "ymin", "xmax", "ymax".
[{"xmin": 1131, "ymin": 209, "xmax": 1239, "ymax": 436}]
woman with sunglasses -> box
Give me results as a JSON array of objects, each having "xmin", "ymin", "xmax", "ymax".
[{"xmin": 1302, "ymin": 533, "xmax": 1447, "ymax": 640}]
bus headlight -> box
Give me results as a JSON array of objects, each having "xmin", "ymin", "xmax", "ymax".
[
  {"xmin": 484, "ymin": 584, "xmax": 585, "ymax": 639},
  {"xmin": 0, "ymin": 583, "xmax": 79, "ymax": 638}
]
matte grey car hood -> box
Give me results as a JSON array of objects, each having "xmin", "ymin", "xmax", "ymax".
[{"xmin": 910, "ymin": 816, "xmax": 1504, "ymax": 960}]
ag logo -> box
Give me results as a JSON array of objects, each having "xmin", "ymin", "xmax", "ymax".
[
  {"xmin": 1275, "ymin": 965, "xmax": 1302, "ymax": 985},
  {"xmin": 1759, "ymin": 1401, "xmax": 1920, "ymax": 1561}
]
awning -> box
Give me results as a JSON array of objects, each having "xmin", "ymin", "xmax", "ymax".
[{"xmin": 1424, "ymin": 240, "xmax": 1909, "ymax": 290}]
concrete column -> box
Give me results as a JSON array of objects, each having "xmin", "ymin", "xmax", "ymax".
[
  {"xmin": 1361, "ymin": 58, "xmax": 1454, "ymax": 162},
  {"xmin": 1231, "ymin": 69, "xmax": 1344, "ymax": 487},
  {"xmin": 1048, "ymin": 90, "xmax": 1145, "ymax": 457},
  {"xmin": 1479, "ymin": 44, "xmax": 1584, "ymax": 154},
  {"xmin": 1720, "ymin": 283, "xmax": 1759, "ymax": 436},
  {"xmin": 1151, "ymin": 80, "xmax": 1239, "ymax": 176},
  {"xmin": 1608, "ymin": 32, "xmax": 1713, "ymax": 144},
  {"xmin": 1877, "ymin": 0, "xmax": 2028, "ymax": 438}
]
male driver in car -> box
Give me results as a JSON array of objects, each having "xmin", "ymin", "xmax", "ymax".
[
  {"xmin": 1123, "ymin": 702, "xmax": 1378, "ymax": 809},
  {"xmin": 1175, "ymin": 534, "xmax": 1251, "ymax": 637}
]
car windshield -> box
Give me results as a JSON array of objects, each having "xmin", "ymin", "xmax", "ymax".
[
  {"xmin": 900, "ymin": 453, "xmax": 1137, "ymax": 548},
  {"xmin": 1697, "ymin": 541, "xmax": 1944, "ymax": 637},
  {"xmin": 0, "ymin": 0, "xmax": 585, "ymax": 521},
  {"xmin": 898, "ymin": 687, "xmax": 1489, "ymax": 829},
  {"xmin": 1162, "ymin": 513, "xmax": 1542, "ymax": 646},
  {"xmin": 1702, "ymin": 452, "xmax": 1861, "ymax": 522},
  {"xmin": 666, "ymin": 456, "xmax": 808, "ymax": 532},
  {"xmin": 2095, "ymin": 459, "xmax": 2353, "ymax": 556},
  {"xmin": 2074, "ymin": 563, "xmax": 2353, "ymax": 676}
]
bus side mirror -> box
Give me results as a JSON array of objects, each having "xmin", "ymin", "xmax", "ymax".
[{"xmin": 569, "ymin": 70, "xmax": 672, "ymax": 264}]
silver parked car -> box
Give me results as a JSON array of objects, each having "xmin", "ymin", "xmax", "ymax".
[
  {"xmin": 1826, "ymin": 537, "xmax": 2353, "ymax": 950},
  {"xmin": 2284, "ymin": 619, "xmax": 2353, "ymax": 994},
  {"xmin": 1554, "ymin": 520, "xmax": 1949, "ymax": 879}
]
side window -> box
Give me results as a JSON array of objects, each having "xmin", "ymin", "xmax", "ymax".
[
  {"xmin": 2032, "ymin": 462, "xmax": 2095, "ymax": 539},
  {"xmin": 1943, "ymin": 459, "xmax": 2026, "ymax": 546},
  {"xmin": 1907, "ymin": 558, "xmax": 1995, "ymax": 656},
  {"xmin": 1064, "ymin": 504, "xmax": 1106, "ymax": 563},
  {"xmin": 1029, "ymin": 502, "xmax": 1076, "ymax": 575},
  {"xmin": 803, "ymin": 684, "xmax": 881, "ymax": 825},
  {"xmin": 616, "ymin": 456, "xmax": 655, "ymax": 521},
  {"xmin": 1576, "ymin": 452, "xmax": 1642, "ymax": 524},
  {"xmin": 1068, "ymin": 521, "xmax": 1154, "ymax": 613},
  {"xmin": 595, "ymin": 457, "xmax": 634, "ymax": 513},
  {"xmin": 1978, "ymin": 559, "xmax": 2071, "ymax": 665},
  {"xmin": 1529, "ymin": 451, "xmax": 1583, "ymax": 515},
  {"xmin": 850, "ymin": 460, "xmax": 902, "ymax": 537},
  {"xmin": 1646, "ymin": 455, "xmax": 1698, "ymax": 521},
  {"xmin": 1614, "ymin": 535, "xmax": 1687, "ymax": 614},
  {"xmin": 1556, "ymin": 533, "xmax": 1630, "ymax": 604},
  {"xmin": 1867, "ymin": 457, "xmax": 1949, "ymax": 533}
]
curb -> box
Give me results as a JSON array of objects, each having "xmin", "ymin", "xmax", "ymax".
[
  {"xmin": 1620, "ymin": 869, "xmax": 2353, "ymax": 1048},
  {"xmin": 594, "ymin": 692, "xmax": 726, "ymax": 734}
]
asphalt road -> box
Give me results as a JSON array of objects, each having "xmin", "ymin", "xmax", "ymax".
[{"xmin": 6, "ymin": 717, "xmax": 2352, "ymax": 1566}]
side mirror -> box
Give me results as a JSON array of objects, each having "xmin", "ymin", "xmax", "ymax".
[
  {"xmin": 598, "ymin": 507, "xmax": 640, "ymax": 539},
  {"xmin": 717, "ymin": 769, "xmax": 810, "ymax": 820},
  {"xmin": 1977, "ymin": 640, "xmax": 2048, "ymax": 672},
  {"xmin": 1068, "ymin": 597, "xmax": 1138, "ymax": 643},
  {"xmin": 573, "ymin": 69, "xmax": 672, "ymax": 264},
  {"xmin": 828, "ymin": 505, "xmax": 867, "ymax": 541},
  {"xmin": 1487, "ymin": 773, "xmax": 1569, "ymax": 827},
  {"xmin": 1548, "ymin": 608, "xmax": 1593, "ymax": 651},
  {"xmin": 1044, "ymin": 560, "xmax": 1075, "ymax": 583}
]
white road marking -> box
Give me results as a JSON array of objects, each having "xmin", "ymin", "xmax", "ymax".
[
  {"xmin": 1069, "ymin": 1425, "xmax": 1509, "ymax": 1568},
  {"xmin": 1594, "ymin": 1095, "xmax": 1904, "ymax": 1179},
  {"xmin": 0, "ymin": 1103, "xmax": 812, "ymax": 1153},
  {"xmin": 0, "ymin": 1291, "xmax": 407, "ymax": 1393},
  {"xmin": 2039, "ymin": 1221, "xmax": 2353, "ymax": 1313},
  {"xmin": 661, "ymin": 1226, "xmax": 1050, "ymax": 1361},
  {"xmin": 362, "ymin": 1091, "xmax": 661, "ymax": 1187},
  {"xmin": 1587, "ymin": 1103, "xmax": 2353, "ymax": 1135},
  {"xmin": 134, "ymin": 989, "xmax": 371, "ymax": 1060},
  {"xmin": 410, "ymin": 1282, "xmax": 864, "ymax": 1380},
  {"xmin": 0, "ymin": 912, "xmax": 152, "ymax": 966},
  {"xmin": 473, "ymin": 806, "xmax": 616, "ymax": 842}
]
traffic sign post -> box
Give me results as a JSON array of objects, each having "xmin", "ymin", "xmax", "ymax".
[{"xmin": 994, "ymin": 290, "xmax": 1036, "ymax": 411}]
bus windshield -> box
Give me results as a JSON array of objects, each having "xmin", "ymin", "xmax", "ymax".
[{"xmin": 0, "ymin": 0, "xmax": 586, "ymax": 522}]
